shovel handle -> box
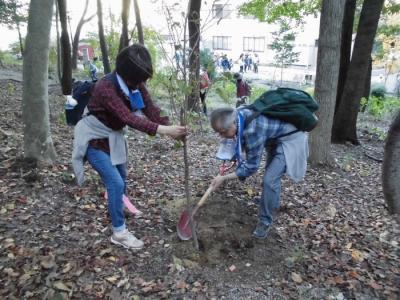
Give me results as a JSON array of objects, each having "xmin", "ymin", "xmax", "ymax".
[{"xmin": 192, "ymin": 185, "xmax": 213, "ymax": 215}]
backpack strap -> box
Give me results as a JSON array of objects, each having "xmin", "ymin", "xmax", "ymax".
[{"xmin": 241, "ymin": 106, "xmax": 300, "ymax": 140}]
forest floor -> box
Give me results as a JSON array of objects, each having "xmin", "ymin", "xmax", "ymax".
[{"xmin": 0, "ymin": 77, "xmax": 399, "ymax": 300}]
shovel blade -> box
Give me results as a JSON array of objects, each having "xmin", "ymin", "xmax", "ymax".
[{"xmin": 177, "ymin": 210, "xmax": 195, "ymax": 240}]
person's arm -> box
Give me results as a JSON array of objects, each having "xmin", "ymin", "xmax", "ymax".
[{"xmin": 211, "ymin": 119, "xmax": 267, "ymax": 190}]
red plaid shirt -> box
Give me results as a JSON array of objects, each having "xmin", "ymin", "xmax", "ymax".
[{"xmin": 87, "ymin": 75, "xmax": 169, "ymax": 153}]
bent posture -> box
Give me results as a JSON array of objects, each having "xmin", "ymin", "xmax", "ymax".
[{"xmin": 210, "ymin": 107, "xmax": 308, "ymax": 238}]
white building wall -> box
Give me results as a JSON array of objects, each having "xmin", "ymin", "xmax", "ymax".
[{"xmin": 200, "ymin": 0, "xmax": 320, "ymax": 69}]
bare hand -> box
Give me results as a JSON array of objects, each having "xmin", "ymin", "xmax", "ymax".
[
  {"xmin": 211, "ymin": 175, "xmax": 225, "ymax": 191},
  {"xmin": 157, "ymin": 125, "xmax": 187, "ymax": 139}
]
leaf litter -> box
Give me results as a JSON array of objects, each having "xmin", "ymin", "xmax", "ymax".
[{"xmin": 0, "ymin": 79, "xmax": 398, "ymax": 299}]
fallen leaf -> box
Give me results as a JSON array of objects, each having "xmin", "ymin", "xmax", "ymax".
[
  {"xmin": 62, "ymin": 263, "xmax": 72, "ymax": 274},
  {"xmin": 40, "ymin": 254, "xmax": 56, "ymax": 269},
  {"xmin": 176, "ymin": 280, "xmax": 187, "ymax": 290},
  {"xmin": 369, "ymin": 281, "xmax": 383, "ymax": 290},
  {"xmin": 53, "ymin": 281, "xmax": 71, "ymax": 292},
  {"xmin": 105, "ymin": 275, "xmax": 120, "ymax": 284},
  {"xmin": 351, "ymin": 249, "xmax": 364, "ymax": 263},
  {"xmin": 291, "ymin": 272, "xmax": 303, "ymax": 283}
]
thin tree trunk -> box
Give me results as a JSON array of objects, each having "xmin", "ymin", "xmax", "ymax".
[
  {"xmin": 363, "ymin": 56, "xmax": 372, "ymax": 99},
  {"xmin": 16, "ymin": 21, "xmax": 24, "ymax": 55},
  {"xmin": 119, "ymin": 0, "xmax": 131, "ymax": 52},
  {"xmin": 133, "ymin": 0, "xmax": 144, "ymax": 45},
  {"xmin": 334, "ymin": 0, "xmax": 356, "ymax": 116},
  {"xmin": 55, "ymin": 0, "xmax": 62, "ymax": 83},
  {"xmin": 309, "ymin": 0, "xmax": 345, "ymax": 166},
  {"xmin": 57, "ymin": 0, "xmax": 72, "ymax": 95},
  {"xmin": 382, "ymin": 112, "xmax": 400, "ymax": 214},
  {"xmin": 22, "ymin": 0, "xmax": 56, "ymax": 163},
  {"xmin": 72, "ymin": 0, "xmax": 95, "ymax": 69},
  {"xmin": 332, "ymin": 0, "xmax": 384, "ymax": 144},
  {"xmin": 97, "ymin": 0, "xmax": 111, "ymax": 73},
  {"xmin": 187, "ymin": 0, "xmax": 202, "ymax": 111}
]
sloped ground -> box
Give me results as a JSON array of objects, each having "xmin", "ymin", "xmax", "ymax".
[{"xmin": 0, "ymin": 79, "xmax": 398, "ymax": 299}]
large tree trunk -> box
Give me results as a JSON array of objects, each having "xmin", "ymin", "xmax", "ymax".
[
  {"xmin": 22, "ymin": 0, "xmax": 56, "ymax": 163},
  {"xmin": 382, "ymin": 112, "xmax": 400, "ymax": 214},
  {"xmin": 133, "ymin": 0, "xmax": 144, "ymax": 45},
  {"xmin": 331, "ymin": 0, "xmax": 384, "ymax": 144},
  {"xmin": 119, "ymin": 0, "xmax": 131, "ymax": 52},
  {"xmin": 334, "ymin": 0, "xmax": 356, "ymax": 117},
  {"xmin": 97, "ymin": 0, "xmax": 111, "ymax": 73},
  {"xmin": 187, "ymin": 0, "xmax": 202, "ymax": 112},
  {"xmin": 72, "ymin": 0, "xmax": 95, "ymax": 69},
  {"xmin": 57, "ymin": 0, "xmax": 72, "ymax": 95},
  {"xmin": 309, "ymin": 0, "xmax": 345, "ymax": 166}
]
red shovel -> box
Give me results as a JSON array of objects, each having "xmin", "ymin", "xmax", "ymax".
[
  {"xmin": 176, "ymin": 185, "xmax": 213, "ymax": 240},
  {"xmin": 176, "ymin": 161, "xmax": 236, "ymax": 240}
]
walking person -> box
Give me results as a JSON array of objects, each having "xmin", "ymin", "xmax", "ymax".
[{"xmin": 199, "ymin": 67, "xmax": 211, "ymax": 115}]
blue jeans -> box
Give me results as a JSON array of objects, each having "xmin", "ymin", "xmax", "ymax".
[
  {"xmin": 86, "ymin": 146, "xmax": 126, "ymax": 232},
  {"xmin": 259, "ymin": 143, "xmax": 286, "ymax": 226}
]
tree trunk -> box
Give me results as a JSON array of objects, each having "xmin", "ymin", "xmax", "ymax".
[
  {"xmin": 72, "ymin": 0, "xmax": 95, "ymax": 69},
  {"xmin": 97, "ymin": 0, "xmax": 111, "ymax": 74},
  {"xmin": 57, "ymin": 0, "xmax": 72, "ymax": 95},
  {"xmin": 55, "ymin": 0, "xmax": 62, "ymax": 83},
  {"xmin": 187, "ymin": 0, "xmax": 202, "ymax": 112},
  {"xmin": 363, "ymin": 56, "xmax": 372, "ymax": 99},
  {"xmin": 133, "ymin": 0, "xmax": 144, "ymax": 45},
  {"xmin": 16, "ymin": 21, "xmax": 24, "ymax": 55},
  {"xmin": 119, "ymin": 0, "xmax": 131, "ymax": 52},
  {"xmin": 309, "ymin": 0, "xmax": 345, "ymax": 166},
  {"xmin": 382, "ymin": 112, "xmax": 400, "ymax": 214},
  {"xmin": 22, "ymin": 0, "xmax": 56, "ymax": 163},
  {"xmin": 334, "ymin": 0, "xmax": 356, "ymax": 116},
  {"xmin": 331, "ymin": 0, "xmax": 384, "ymax": 144}
]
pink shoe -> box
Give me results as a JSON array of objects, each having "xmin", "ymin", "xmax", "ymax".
[{"xmin": 104, "ymin": 192, "xmax": 143, "ymax": 218}]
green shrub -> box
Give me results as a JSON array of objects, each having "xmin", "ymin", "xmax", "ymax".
[
  {"xmin": 200, "ymin": 49, "xmax": 216, "ymax": 80},
  {"xmin": 371, "ymin": 86, "xmax": 386, "ymax": 99},
  {"xmin": 303, "ymin": 87, "xmax": 314, "ymax": 97},
  {"xmin": 250, "ymin": 86, "xmax": 268, "ymax": 102},
  {"xmin": 361, "ymin": 95, "xmax": 400, "ymax": 117}
]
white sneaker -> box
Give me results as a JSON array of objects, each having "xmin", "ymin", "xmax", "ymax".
[{"xmin": 111, "ymin": 229, "xmax": 144, "ymax": 249}]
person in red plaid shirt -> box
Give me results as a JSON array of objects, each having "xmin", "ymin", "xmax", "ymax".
[{"xmin": 74, "ymin": 44, "xmax": 186, "ymax": 249}]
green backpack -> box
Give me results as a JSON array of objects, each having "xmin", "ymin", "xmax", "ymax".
[{"xmin": 245, "ymin": 88, "xmax": 319, "ymax": 132}]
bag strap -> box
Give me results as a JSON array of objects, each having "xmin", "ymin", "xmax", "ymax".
[{"xmin": 242, "ymin": 108, "xmax": 300, "ymax": 140}]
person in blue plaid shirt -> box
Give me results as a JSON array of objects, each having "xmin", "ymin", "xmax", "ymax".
[{"xmin": 210, "ymin": 107, "xmax": 309, "ymax": 239}]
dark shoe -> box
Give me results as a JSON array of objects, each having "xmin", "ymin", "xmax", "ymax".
[{"xmin": 252, "ymin": 222, "xmax": 271, "ymax": 239}]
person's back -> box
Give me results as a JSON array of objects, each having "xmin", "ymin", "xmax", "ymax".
[{"xmin": 236, "ymin": 79, "xmax": 250, "ymax": 98}]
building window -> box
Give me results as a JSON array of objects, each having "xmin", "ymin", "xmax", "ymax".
[
  {"xmin": 212, "ymin": 4, "xmax": 232, "ymax": 19},
  {"xmin": 213, "ymin": 36, "xmax": 232, "ymax": 50},
  {"xmin": 243, "ymin": 37, "xmax": 265, "ymax": 52}
]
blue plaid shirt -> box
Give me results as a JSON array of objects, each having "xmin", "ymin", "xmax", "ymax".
[{"xmin": 236, "ymin": 109, "xmax": 297, "ymax": 180}]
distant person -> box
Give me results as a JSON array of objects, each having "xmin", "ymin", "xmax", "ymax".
[
  {"xmin": 199, "ymin": 68, "xmax": 211, "ymax": 115},
  {"xmin": 221, "ymin": 55, "xmax": 230, "ymax": 72},
  {"xmin": 88, "ymin": 58, "xmax": 98, "ymax": 81},
  {"xmin": 233, "ymin": 73, "xmax": 251, "ymax": 107},
  {"xmin": 238, "ymin": 54, "xmax": 244, "ymax": 73},
  {"xmin": 253, "ymin": 54, "xmax": 259, "ymax": 73}
]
